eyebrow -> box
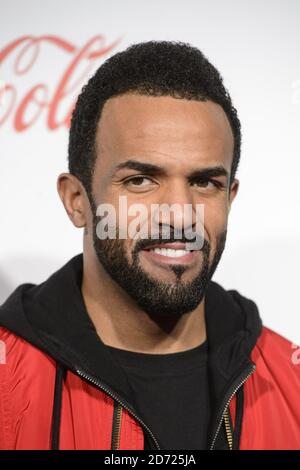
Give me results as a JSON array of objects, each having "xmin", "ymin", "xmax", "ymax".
[
  {"xmin": 112, "ymin": 159, "xmax": 229, "ymax": 181},
  {"xmin": 112, "ymin": 160, "xmax": 165, "ymax": 176},
  {"xmin": 188, "ymin": 166, "xmax": 229, "ymax": 181}
]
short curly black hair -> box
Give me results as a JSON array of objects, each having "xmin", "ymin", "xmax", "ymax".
[{"xmin": 68, "ymin": 40, "xmax": 241, "ymax": 198}]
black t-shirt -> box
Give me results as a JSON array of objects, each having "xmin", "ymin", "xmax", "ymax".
[{"xmin": 106, "ymin": 340, "xmax": 210, "ymax": 450}]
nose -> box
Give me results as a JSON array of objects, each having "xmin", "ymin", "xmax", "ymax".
[{"xmin": 154, "ymin": 178, "xmax": 200, "ymax": 234}]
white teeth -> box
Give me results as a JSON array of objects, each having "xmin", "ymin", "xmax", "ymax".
[{"xmin": 151, "ymin": 248, "xmax": 190, "ymax": 258}]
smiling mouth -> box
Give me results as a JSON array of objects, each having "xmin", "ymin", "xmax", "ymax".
[
  {"xmin": 141, "ymin": 242, "xmax": 199, "ymax": 264},
  {"xmin": 148, "ymin": 247, "xmax": 193, "ymax": 258}
]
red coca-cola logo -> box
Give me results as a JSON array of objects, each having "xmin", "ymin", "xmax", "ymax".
[{"xmin": 0, "ymin": 35, "xmax": 121, "ymax": 131}]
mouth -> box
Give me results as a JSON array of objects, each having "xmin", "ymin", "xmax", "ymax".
[{"xmin": 140, "ymin": 242, "xmax": 200, "ymax": 265}]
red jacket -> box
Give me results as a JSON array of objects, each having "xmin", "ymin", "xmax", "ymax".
[{"xmin": 0, "ymin": 254, "xmax": 300, "ymax": 450}]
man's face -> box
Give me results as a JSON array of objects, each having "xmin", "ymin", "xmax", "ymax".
[{"xmin": 89, "ymin": 93, "xmax": 238, "ymax": 317}]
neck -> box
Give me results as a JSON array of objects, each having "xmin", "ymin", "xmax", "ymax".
[{"xmin": 81, "ymin": 250, "xmax": 207, "ymax": 354}]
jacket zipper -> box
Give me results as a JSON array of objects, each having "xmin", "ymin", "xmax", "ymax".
[
  {"xmin": 209, "ymin": 362, "xmax": 256, "ymax": 450},
  {"xmin": 76, "ymin": 368, "xmax": 161, "ymax": 450},
  {"xmin": 224, "ymin": 407, "xmax": 233, "ymax": 450},
  {"xmin": 111, "ymin": 402, "xmax": 123, "ymax": 450},
  {"xmin": 76, "ymin": 363, "xmax": 255, "ymax": 451}
]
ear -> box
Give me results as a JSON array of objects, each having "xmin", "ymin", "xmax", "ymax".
[
  {"xmin": 57, "ymin": 173, "xmax": 87, "ymax": 228},
  {"xmin": 228, "ymin": 178, "xmax": 239, "ymax": 213}
]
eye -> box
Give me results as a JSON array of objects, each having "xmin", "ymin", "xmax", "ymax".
[
  {"xmin": 123, "ymin": 175, "xmax": 157, "ymax": 192},
  {"xmin": 190, "ymin": 178, "xmax": 224, "ymax": 191}
]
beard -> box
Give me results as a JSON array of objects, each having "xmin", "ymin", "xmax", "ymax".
[{"xmin": 91, "ymin": 202, "xmax": 227, "ymax": 318}]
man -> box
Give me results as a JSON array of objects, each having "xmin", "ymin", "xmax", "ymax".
[{"xmin": 0, "ymin": 41, "xmax": 299, "ymax": 451}]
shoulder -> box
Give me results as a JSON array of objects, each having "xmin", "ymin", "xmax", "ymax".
[
  {"xmin": 0, "ymin": 327, "xmax": 56, "ymax": 449},
  {"xmin": 255, "ymin": 325, "xmax": 298, "ymax": 359},
  {"xmin": 252, "ymin": 325, "xmax": 300, "ymax": 383},
  {"xmin": 0, "ymin": 325, "xmax": 54, "ymax": 366}
]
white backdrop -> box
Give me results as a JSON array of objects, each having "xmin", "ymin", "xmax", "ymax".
[{"xmin": 1, "ymin": 0, "xmax": 300, "ymax": 343}]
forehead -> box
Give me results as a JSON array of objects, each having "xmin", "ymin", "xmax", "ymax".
[{"xmin": 95, "ymin": 93, "xmax": 234, "ymax": 173}]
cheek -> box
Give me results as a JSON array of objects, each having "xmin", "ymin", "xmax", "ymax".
[{"xmin": 203, "ymin": 202, "xmax": 228, "ymax": 241}]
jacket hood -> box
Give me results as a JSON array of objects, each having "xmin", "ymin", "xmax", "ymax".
[{"xmin": 0, "ymin": 253, "xmax": 263, "ymax": 446}]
